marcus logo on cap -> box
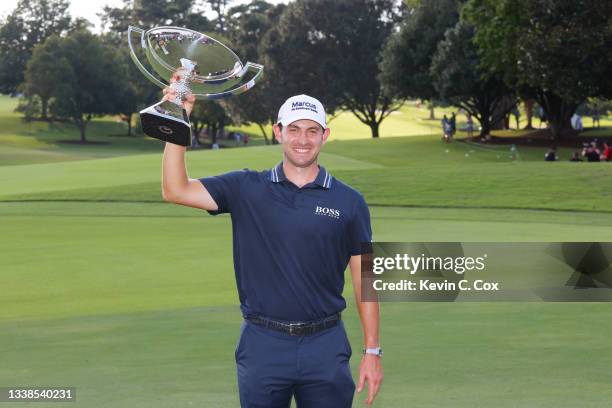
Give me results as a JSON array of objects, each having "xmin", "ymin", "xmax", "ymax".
[{"xmin": 277, "ymin": 94, "xmax": 327, "ymax": 129}]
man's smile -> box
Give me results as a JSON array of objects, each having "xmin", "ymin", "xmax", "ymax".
[{"xmin": 293, "ymin": 146, "xmax": 312, "ymax": 154}]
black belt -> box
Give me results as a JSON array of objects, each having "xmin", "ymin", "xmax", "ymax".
[{"xmin": 245, "ymin": 313, "xmax": 341, "ymax": 336}]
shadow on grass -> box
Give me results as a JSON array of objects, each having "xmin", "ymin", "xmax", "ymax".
[{"xmin": 57, "ymin": 140, "xmax": 111, "ymax": 145}]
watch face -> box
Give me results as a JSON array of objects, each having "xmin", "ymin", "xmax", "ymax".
[{"xmin": 363, "ymin": 348, "xmax": 383, "ymax": 357}]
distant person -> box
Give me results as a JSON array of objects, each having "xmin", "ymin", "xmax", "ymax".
[
  {"xmin": 466, "ymin": 113, "xmax": 474, "ymax": 140},
  {"xmin": 544, "ymin": 147, "xmax": 558, "ymax": 161},
  {"xmin": 235, "ymin": 132, "xmax": 242, "ymax": 146},
  {"xmin": 538, "ymin": 107, "xmax": 547, "ymax": 128},
  {"xmin": 576, "ymin": 115, "xmax": 583, "ymax": 131},
  {"xmin": 243, "ymin": 133, "xmax": 250, "ymax": 145},
  {"xmin": 441, "ymin": 115, "xmax": 448, "ymax": 129},
  {"xmin": 569, "ymin": 151, "xmax": 583, "ymax": 162},
  {"xmin": 449, "ymin": 112, "xmax": 457, "ymax": 137},
  {"xmin": 571, "ymin": 114, "xmax": 583, "ymax": 131},
  {"xmin": 441, "ymin": 115, "xmax": 452, "ymax": 142},
  {"xmin": 582, "ymin": 142, "xmax": 601, "ymax": 162},
  {"xmin": 592, "ymin": 109, "xmax": 601, "ymax": 128},
  {"xmin": 511, "ymin": 105, "xmax": 520, "ymax": 129},
  {"xmin": 601, "ymin": 142, "xmax": 612, "ymax": 161}
]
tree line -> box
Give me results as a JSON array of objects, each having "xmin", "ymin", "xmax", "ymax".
[{"xmin": 1, "ymin": 0, "xmax": 611, "ymax": 143}]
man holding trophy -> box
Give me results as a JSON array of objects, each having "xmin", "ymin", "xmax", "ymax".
[{"xmin": 128, "ymin": 26, "xmax": 382, "ymax": 407}]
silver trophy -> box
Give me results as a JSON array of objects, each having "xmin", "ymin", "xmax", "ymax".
[{"xmin": 128, "ymin": 26, "xmax": 264, "ymax": 146}]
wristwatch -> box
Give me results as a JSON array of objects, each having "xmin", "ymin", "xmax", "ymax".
[{"xmin": 362, "ymin": 347, "xmax": 383, "ymax": 357}]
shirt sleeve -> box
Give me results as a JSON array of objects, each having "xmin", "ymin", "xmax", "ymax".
[
  {"xmin": 348, "ymin": 193, "xmax": 373, "ymax": 255},
  {"xmin": 198, "ymin": 170, "xmax": 245, "ymax": 216}
]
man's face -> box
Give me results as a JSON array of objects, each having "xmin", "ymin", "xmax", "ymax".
[{"xmin": 273, "ymin": 119, "xmax": 330, "ymax": 168}]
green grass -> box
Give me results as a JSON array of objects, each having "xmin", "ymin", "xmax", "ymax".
[
  {"xmin": 2, "ymin": 134, "xmax": 611, "ymax": 212},
  {"xmin": 3, "ymin": 302, "xmax": 612, "ymax": 408},
  {"xmin": 3, "ymin": 202, "xmax": 612, "ymax": 323},
  {"xmin": 2, "ymin": 94, "xmax": 612, "ymax": 407},
  {"xmin": 2, "ymin": 201, "xmax": 612, "ymax": 407},
  {"xmin": 0, "ymin": 96, "xmax": 166, "ymax": 166}
]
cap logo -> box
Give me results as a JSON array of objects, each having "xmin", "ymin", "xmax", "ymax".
[{"xmin": 291, "ymin": 101, "xmax": 318, "ymax": 113}]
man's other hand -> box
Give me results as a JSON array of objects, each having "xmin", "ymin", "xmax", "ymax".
[{"xmin": 357, "ymin": 353, "xmax": 383, "ymax": 405}]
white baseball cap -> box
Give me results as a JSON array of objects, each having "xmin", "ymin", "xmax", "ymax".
[{"xmin": 277, "ymin": 94, "xmax": 327, "ymax": 129}]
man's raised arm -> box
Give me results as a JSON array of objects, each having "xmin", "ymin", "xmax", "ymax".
[
  {"xmin": 161, "ymin": 142, "xmax": 218, "ymax": 210},
  {"xmin": 160, "ymin": 75, "xmax": 218, "ymax": 211}
]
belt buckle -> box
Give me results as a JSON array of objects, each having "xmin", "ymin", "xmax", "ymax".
[{"xmin": 288, "ymin": 322, "xmax": 306, "ymax": 336}]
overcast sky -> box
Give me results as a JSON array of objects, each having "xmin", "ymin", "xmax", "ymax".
[{"xmin": 0, "ymin": 0, "xmax": 289, "ymax": 32}]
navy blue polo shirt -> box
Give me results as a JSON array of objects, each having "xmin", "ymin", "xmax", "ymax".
[{"xmin": 199, "ymin": 162, "xmax": 372, "ymax": 322}]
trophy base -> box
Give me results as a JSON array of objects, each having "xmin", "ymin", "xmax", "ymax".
[{"xmin": 140, "ymin": 100, "xmax": 191, "ymax": 146}]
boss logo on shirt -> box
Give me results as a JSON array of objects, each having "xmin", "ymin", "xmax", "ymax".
[{"xmin": 314, "ymin": 206, "xmax": 340, "ymax": 219}]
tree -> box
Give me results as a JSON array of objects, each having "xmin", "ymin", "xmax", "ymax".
[
  {"xmin": 262, "ymin": 0, "xmax": 401, "ymax": 138},
  {"xmin": 14, "ymin": 94, "xmax": 42, "ymax": 121},
  {"xmin": 21, "ymin": 36, "xmax": 64, "ymax": 119},
  {"xmin": 192, "ymin": 100, "xmax": 232, "ymax": 146},
  {"xmin": 380, "ymin": 0, "xmax": 462, "ymax": 117},
  {"xmin": 330, "ymin": 0, "xmax": 404, "ymax": 138},
  {"xmin": 464, "ymin": 0, "xmax": 612, "ymax": 139},
  {"xmin": 100, "ymin": 0, "xmax": 212, "ymax": 41},
  {"xmin": 430, "ymin": 21, "xmax": 515, "ymax": 137},
  {"xmin": 23, "ymin": 30, "xmax": 125, "ymax": 142},
  {"xmin": 223, "ymin": 1, "xmax": 283, "ymax": 144},
  {"xmin": 207, "ymin": 0, "xmax": 234, "ymax": 33},
  {"xmin": 0, "ymin": 0, "xmax": 71, "ymax": 94},
  {"xmin": 523, "ymin": 98, "xmax": 535, "ymax": 129},
  {"xmin": 102, "ymin": 31, "xmax": 159, "ymax": 136},
  {"xmin": 0, "ymin": 14, "xmax": 26, "ymax": 95},
  {"xmin": 132, "ymin": 0, "xmax": 197, "ymax": 27},
  {"xmin": 190, "ymin": 102, "xmax": 208, "ymax": 145},
  {"xmin": 113, "ymin": 47, "xmax": 145, "ymax": 136}
]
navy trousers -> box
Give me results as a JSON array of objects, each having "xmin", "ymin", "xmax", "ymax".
[{"xmin": 235, "ymin": 319, "xmax": 355, "ymax": 408}]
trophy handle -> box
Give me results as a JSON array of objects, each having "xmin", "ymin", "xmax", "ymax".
[
  {"xmin": 127, "ymin": 26, "xmax": 167, "ymax": 89},
  {"xmin": 200, "ymin": 62, "xmax": 264, "ymax": 100}
]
